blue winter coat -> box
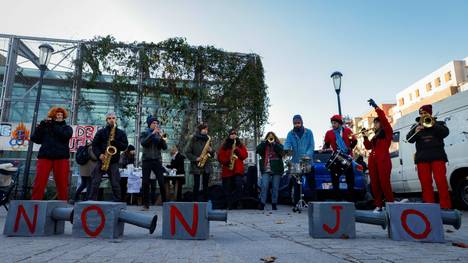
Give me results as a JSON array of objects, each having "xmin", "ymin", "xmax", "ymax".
[{"xmin": 284, "ymin": 128, "xmax": 315, "ymax": 164}]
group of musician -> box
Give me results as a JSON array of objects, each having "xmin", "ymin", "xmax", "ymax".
[{"xmin": 29, "ymin": 99, "xmax": 453, "ymax": 211}]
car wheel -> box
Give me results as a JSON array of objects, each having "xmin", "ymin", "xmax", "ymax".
[{"xmin": 454, "ymin": 177, "xmax": 468, "ymax": 210}]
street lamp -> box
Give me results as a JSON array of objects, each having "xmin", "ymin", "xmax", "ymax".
[
  {"xmin": 330, "ymin": 71, "xmax": 343, "ymax": 116},
  {"xmin": 22, "ymin": 43, "xmax": 54, "ymax": 199}
]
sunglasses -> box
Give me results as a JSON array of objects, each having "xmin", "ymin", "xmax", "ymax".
[{"xmin": 107, "ymin": 117, "xmax": 116, "ymax": 120}]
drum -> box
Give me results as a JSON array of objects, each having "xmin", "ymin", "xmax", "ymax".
[
  {"xmin": 288, "ymin": 163, "xmax": 302, "ymax": 175},
  {"xmin": 325, "ymin": 150, "xmax": 352, "ymax": 173},
  {"xmin": 301, "ymin": 163, "xmax": 312, "ymax": 173}
]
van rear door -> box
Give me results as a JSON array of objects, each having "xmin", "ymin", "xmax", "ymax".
[{"xmin": 390, "ymin": 131, "xmax": 405, "ymax": 192}]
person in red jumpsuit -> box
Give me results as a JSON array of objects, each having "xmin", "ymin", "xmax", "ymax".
[
  {"xmin": 406, "ymin": 104, "xmax": 452, "ymax": 209},
  {"xmin": 363, "ymin": 99, "xmax": 395, "ymax": 212},
  {"xmin": 217, "ymin": 129, "xmax": 248, "ymax": 209}
]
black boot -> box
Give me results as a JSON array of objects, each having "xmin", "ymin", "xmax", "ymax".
[
  {"xmin": 272, "ymin": 203, "xmax": 277, "ymax": 210},
  {"xmin": 258, "ymin": 203, "xmax": 265, "ymax": 210}
]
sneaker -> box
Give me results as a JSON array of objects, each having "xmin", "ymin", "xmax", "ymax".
[
  {"xmin": 373, "ymin": 207, "xmax": 383, "ymax": 213},
  {"xmin": 397, "ymin": 198, "xmax": 409, "ymax": 203},
  {"xmin": 272, "ymin": 204, "xmax": 277, "ymax": 210}
]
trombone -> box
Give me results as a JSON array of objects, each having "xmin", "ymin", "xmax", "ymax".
[{"xmin": 405, "ymin": 114, "xmax": 435, "ymax": 142}]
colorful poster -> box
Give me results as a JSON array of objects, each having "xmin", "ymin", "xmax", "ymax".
[{"xmin": 0, "ymin": 122, "xmax": 99, "ymax": 152}]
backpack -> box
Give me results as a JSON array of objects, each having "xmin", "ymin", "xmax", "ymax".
[{"xmin": 75, "ymin": 145, "xmax": 90, "ymax": 165}]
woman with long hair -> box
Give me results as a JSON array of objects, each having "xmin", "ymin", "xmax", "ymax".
[{"xmin": 256, "ymin": 132, "xmax": 284, "ymax": 210}]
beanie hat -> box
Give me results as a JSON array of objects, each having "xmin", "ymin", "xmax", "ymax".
[
  {"xmin": 330, "ymin": 114, "xmax": 343, "ymax": 125},
  {"xmin": 293, "ymin": 114, "xmax": 303, "ymax": 124},
  {"xmin": 419, "ymin": 104, "xmax": 433, "ymax": 115},
  {"xmin": 146, "ymin": 115, "xmax": 159, "ymax": 127}
]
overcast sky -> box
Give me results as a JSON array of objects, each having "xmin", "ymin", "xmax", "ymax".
[{"xmin": 2, "ymin": 0, "xmax": 468, "ymax": 146}]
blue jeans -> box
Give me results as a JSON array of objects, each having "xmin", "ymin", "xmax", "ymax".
[{"xmin": 260, "ymin": 173, "xmax": 281, "ymax": 204}]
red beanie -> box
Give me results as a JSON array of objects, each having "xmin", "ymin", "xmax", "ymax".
[
  {"xmin": 419, "ymin": 104, "xmax": 432, "ymax": 115},
  {"xmin": 330, "ymin": 114, "xmax": 343, "ymax": 124}
]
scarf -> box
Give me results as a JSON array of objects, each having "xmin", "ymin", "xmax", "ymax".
[
  {"xmin": 264, "ymin": 143, "xmax": 278, "ymax": 173},
  {"xmin": 333, "ymin": 127, "xmax": 348, "ymax": 154}
]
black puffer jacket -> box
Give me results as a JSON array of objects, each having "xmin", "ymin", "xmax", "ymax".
[
  {"xmin": 140, "ymin": 128, "xmax": 167, "ymax": 162},
  {"xmin": 406, "ymin": 121, "xmax": 449, "ymax": 163},
  {"xmin": 92, "ymin": 125, "xmax": 128, "ymax": 164},
  {"xmin": 30, "ymin": 120, "xmax": 73, "ymax": 159}
]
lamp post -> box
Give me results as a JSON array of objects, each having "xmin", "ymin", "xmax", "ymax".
[
  {"xmin": 330, "ymin": 71, "xmax": 343, "ymax": 116},
  {"xmin": 22, "ymin": 43, "xmax": 54, "ymax": 199}
]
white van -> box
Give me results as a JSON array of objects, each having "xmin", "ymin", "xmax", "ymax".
[{"xmin": 390, "ymin": 90, "xmax": 468, "ymax": 209}]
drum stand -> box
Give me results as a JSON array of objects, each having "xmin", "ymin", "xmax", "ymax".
[{"xmin": 292, "ymin": 173, "xmax": 308, "ymax": 213}]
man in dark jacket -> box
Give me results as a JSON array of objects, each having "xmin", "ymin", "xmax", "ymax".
[
  {"xmin": 166, "ymin": 145, "xmax": 186, "ymax": 201},
  {"xmin": 88, "ymin": 112, "xmax": 128, "ymax": 202},
  {"xmin": 406, "ymin": 104, "xmax": 452, "ymax": 209},
  {"xmin": 31, "ymin": 107, "xmax": 73, "ymax": 201},
  {"xmin": 140, "ymin": 116, "xmax": 167, "ymax": 210},
  {"xmin": 184, "ymin": 123, "xmax": 214, "ymax": 201}
]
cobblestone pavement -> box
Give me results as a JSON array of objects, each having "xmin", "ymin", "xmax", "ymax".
[{"xmin": 1, "ymin": 205, "xmax": 467, "ymax": 263}]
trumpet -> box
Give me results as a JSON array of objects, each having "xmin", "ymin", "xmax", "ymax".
[
  {"xmin": 161, "ymin": 132, "xmax": 168, "ymax": 141},
  {"xmin": 350, "ymin": 128, "xmax": 371, "ymax": 138},
  {"xmin": 267, "ymin": 135, "xmax": 275, "ymax": 143}
]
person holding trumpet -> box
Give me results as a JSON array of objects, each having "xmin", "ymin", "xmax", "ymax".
[
  {"xmin": 140, "ymin": 115, "xmax": 168, "ymax": 210},
  {"xmin": 406, "ymin": 104, "xmax": 452, "ymax": 209},
  {"xmin": 256, "ymin": 132, "xmax": 284, "ymax": 210},
  {"xmin": 363, "ymin": 99, "xmax": 395, "ymax": 212}
]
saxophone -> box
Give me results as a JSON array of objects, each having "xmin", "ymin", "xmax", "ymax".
[
  {"xmin": 101, "ymin": 125, "xmax": 117, "ymax": 171},
  {"xmin": 197, "ymin": 135, "xmax": 212, "ymax": 168},
  {"xmin": 228, "ymin": 139, "xmax": 238, "ymax": 170}
]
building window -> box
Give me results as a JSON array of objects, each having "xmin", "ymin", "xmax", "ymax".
[
  {"xmin": 445, "ymin": 71, "xmax": 452, "ymax": 82},
  {"xmin": 415, "ymin": 89, "xmax": 420, "ymax": 98},
  {"xmin": 399, "ymin": 97, "xmax": 405, "ymax": 106},
  {"xmin": 426, "ymin": 82, "xmax": 432, "ymax": 92},
  {"xmin": 435, "ymin": 77, "xmax": 441, "ymax": 87},
  {"xmin": 409, "ymin": 93, "xmax": 413, "ymax": 101}
]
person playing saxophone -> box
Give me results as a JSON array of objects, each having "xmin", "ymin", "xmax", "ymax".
[
  {"xmin": 88, "ymin": 112, "xmax": 128, "ymax": 202},
  {"xmin": 217, "ymin": 129, "xmax": 248, "ymax": 209},
  {"xmin": 184, "ymin": 123, "xmax": 214, "ymax": 201}
]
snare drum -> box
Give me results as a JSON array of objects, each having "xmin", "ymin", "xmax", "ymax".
[
  {"xmin": 325, "ymin": 150, "xmax": 352, "ymax": 173},
  {"xmin": 288, "ymin": 163, "xmax": 302, "ymax": 175}
]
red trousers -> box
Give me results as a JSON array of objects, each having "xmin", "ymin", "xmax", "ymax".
[
  {"xmin": 417, "ymin": 160, "xmax": 452, "ymax": 209},
  {"xmin": 368, "ymin": 157, "xmax": 394, "ymax": 207},
  {"xmin": 31, "ymin": 159, "xmax": 70, "ymax": 201}
]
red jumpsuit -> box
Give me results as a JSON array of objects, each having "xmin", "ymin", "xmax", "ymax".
[{"xmin": 364, "ymin": 107, "xmax": 394, "ymax": 208}]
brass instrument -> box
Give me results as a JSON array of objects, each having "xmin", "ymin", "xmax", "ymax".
[
  {"xmin": 350, "ymin": 128, "xmax": 371, "ymax": 139},
  {"xmin": 420, "ymin": 113, "xmax": 435, "ymax": 128},
  {"xmin": 101, "ymin": 125, "xmax": 117, "ymax": 171},
  {"xmin": 161, "ymin": 132, "xmax": 168, "ymax": 141},
  {"xmin": 197, "ymin": 135, "xmax": 212, "ymax": 168},
  {"xmin": 228, "ymin": 139, "xmax": 238, "ymax": 170},
  {"xmin": 267, "ymin": 135, "xmax": 275, "ymax": 143},
  {"xmin": 405, "ymin": 114, "xmax": 436, "ymax": 142}
]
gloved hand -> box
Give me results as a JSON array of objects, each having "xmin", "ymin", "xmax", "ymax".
[{"xmin": 368, "ymin": 98, "xmax": 378, "ymax": 108}]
